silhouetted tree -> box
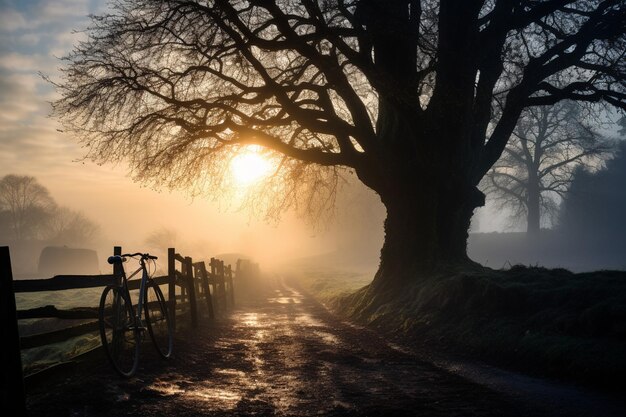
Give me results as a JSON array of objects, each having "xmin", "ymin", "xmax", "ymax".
[
  {"xmin": 52, "ymin": 1, "xmax": 626, "ymax": 292},
  {"xmin": 560, "ymin": 140, "xmax": 626, "ymax": 240},
  {"xmin": 484, "ymin": 102, "xmax": 610, "ymax": 234},
  {"xmin": 0, "ymin": 175, "xmax": 55, "ymax": 241}
]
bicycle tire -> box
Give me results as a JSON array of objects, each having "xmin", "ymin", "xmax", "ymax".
[
  {"xmin": 98, "ymin": 285, "xmax": 140, "ymax": 377},
  {"xmin": 144, "ymin": 280, "xmax": 173, "ymax": 359}
]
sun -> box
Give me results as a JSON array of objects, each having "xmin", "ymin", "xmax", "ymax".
[{"xmin": 230, "ymin": 146, "xmax": 272, "ymax": 185}]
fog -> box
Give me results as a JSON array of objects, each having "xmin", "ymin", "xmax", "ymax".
[
  {"xmin": 0, "ymin": 156, "xmax": 376, "ymax": 276},
  {"xmin": 4, "ymin": 144, "xmax": 625, "ymax": 278}
]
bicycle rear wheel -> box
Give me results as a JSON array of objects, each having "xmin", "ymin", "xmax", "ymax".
[
  {"xmin": 144, "ymin": 280, "xmax": 173, "ymax": 358},
  {"xmin": 99, "ymin": 285, "xmax": 140, "ymax": 377}
]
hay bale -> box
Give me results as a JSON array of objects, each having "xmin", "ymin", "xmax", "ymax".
[{"xmin": 38, "ymin": 246, "xmax": 99, "ymax": 276}]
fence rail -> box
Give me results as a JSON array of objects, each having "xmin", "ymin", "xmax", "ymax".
[
  {"xmin": 13, "ymin": 275, "xmax": 117, "ymax": 292},
  {"xmin": 0, "ymin": 245, "xmax": 260, "ymax": 415}
]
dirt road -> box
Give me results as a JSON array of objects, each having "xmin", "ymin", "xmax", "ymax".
[{"xmin": 27, "ymin": 276, "xmax": 597, "ymax": 416}]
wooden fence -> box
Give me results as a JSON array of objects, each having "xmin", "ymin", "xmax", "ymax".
[{"xmin": 0, "ymin": 245, "xmax": 258, "ymax": 415}]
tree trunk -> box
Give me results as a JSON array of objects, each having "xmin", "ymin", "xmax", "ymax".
[
  {"xmin": 353, "ymin": 89, "xmax": 485, "ymax": 294},
  {"xmin": 353, "ymin": 0, "xmax": 487, "ymax": 292},
  {"xmin": 526, "ymin": 174, "xmax": 541, "ymax": 235},
  {"xmin": 366, "ymin": 179, "xmax": 484, "ymax": 292}
]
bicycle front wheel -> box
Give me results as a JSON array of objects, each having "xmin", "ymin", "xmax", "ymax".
[
  {"xmin": 144, "ymin": 281, "xmax": 173, "ymax": 358},
  {"xmin": 99, "ymin": 285, "xmax": 140, "ymax": 377}
]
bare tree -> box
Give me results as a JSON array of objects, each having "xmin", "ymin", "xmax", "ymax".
[
  {"xmin": 484, "ymin": 102, "xmax": 610, "ymax": 234},
  {"xmin": 52, "ymin": 1, "xmax": 625, "ymax": 294},
  {"xmin": 47, "ymin": 206, "xmax": 101, "ymax": 245},
  {"xmin": 144, "ymin": 227, "xmax": 179, "ymax": 250},
  {"xmin": 0, "ymin": 175, "xmax": 56, "ymax": 241}
]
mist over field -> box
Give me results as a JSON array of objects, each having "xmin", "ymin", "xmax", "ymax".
[{"xmin": 4, "ymin": 155, "xmax": 626, "ymax": 278}]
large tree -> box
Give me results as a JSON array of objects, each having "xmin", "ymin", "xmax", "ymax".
[
  {"xmin": 53, "ymin": 1, "xmax": 626, "ymax": 293},
  {"xmin": 484, "ymin": 101, "xmax": 610, "ymax": 234}
]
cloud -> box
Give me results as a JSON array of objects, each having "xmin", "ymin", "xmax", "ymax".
[
  {"xmin": 17, "ymin": 33, "xmax": 41, "ymax": 47},
  {"xmin": 0, "ymin": 71, "xmax": 45, "ymax": 123},
  {"xmin": 39, "ymin": 0, "xmax": 90, "ymax": 20},
  {"xmin": 0, "ymin": 52, "xmax": 51, "ymax": 72},
  {"xmin": 0, "ymin": 9, "xmax": 29, "ymax": 32},
  {"xmin": 0, "ymin": 1, "xmax": 98, "ymax": 176}
]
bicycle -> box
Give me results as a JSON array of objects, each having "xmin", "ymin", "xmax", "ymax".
[{"xmin": 98, "ymin": 252, "xmax": 173, "ymax": 377}]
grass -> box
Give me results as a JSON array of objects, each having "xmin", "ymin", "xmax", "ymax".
[{"xmin": 291, "ymin": 263, "xmax": 626, "ymax": 391}]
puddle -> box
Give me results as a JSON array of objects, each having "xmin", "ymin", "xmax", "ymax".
[
  {"xmin": 312, "ymin": 330, "xmax": 341, "ymax": 345},
  {"xmin": 185, "ymin": 388, "xmax": 242, "ymax": 406},
  {"xmin": 387, "ymin": 342, "xmax": 412, "ymax": 355},
  {"xmin": 294, "ymin": 314, "xmax": 325, "ymax": 328},
  {"xmin": 144, "ymin": 382, "xmax": 185, "ymax": 396},
  {"xmin": 214, "ymin": 368, "xmax": 246, "ymax": 378},
  {"xmin": 115, "ymin": 393, "xmax": 130, "ymax": 402},
  {"xmin": 268, "ymin": 297, "xmax": 301, "ymax": 304},
  {"xmin": 240, "ymin": 312, "xmax": 260, "ymax": 326}
]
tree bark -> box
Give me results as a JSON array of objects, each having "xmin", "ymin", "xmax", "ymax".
[
  {"xmin": 353, "ymin": 84, "xmax": 486, "ymax": 292},
  {"xmin": 359, "ymin": 157, "xmax": 485, "ymax": 292},
  {"xmin": 526, "ymin": 173, "xmax": 541, "ymax": 235}
]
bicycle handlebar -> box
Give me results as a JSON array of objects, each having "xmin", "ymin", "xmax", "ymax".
[
  {"xmin": 107, "ymin": 253, "xmax": 157, "ymax": 264},
  {"xmin": 122, "ymin": 252, "xmax": 158, "ymax": 260}
]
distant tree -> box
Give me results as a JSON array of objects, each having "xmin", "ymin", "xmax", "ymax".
[
  {"xmin": 484, "ymin": 102, "xmax": 610, "ymax": 234},
  {"xmin": 52, "ymin": 0, "xmax": 626, "ymax": 296},
  {"xmin": 619, "ymin": 116, "xmax": 626, "ymax": 136},
  {"xmin": 560, "ymin": 140, "xmax": 626, "ymax": 239},
  {"xmin": 47, "ymin": 206, "xmax": 101, "ymax": 245},
  {"xmin": 145, "ymin": 228, "xmax": 178, "ymax": 250},
  {"xmin": 0, "ymin": 175, "xmax": 56, "ymax": 241},
  {"xmin": 0, "ymin": 175, "xmax": 100, "ymax": 245}
]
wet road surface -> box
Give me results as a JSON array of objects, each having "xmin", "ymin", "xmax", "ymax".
[{"xmin": 27, "ymin": 276, "xmax": 588, "ymax": 416}]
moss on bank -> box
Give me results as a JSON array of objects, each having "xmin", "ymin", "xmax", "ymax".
[{"xmin": 293, "ymin": 265, "xmax": 626, "ymax": 391}]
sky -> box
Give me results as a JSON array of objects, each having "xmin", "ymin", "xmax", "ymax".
[{"xmin": 0, "ymin": 0, "xmax": 351, "ymax": 269}]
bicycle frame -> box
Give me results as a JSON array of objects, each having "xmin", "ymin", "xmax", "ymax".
[{"xmin": 117, "ymin": 257, "xmax": 150, "ymax": 329}]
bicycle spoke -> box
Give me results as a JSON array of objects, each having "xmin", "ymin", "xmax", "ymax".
[
  {"xmin": 144, "ymin": 282, "xmax": 173, "ymax": 359},
  {"xmin": 99, "ymin": 286, "xmax": 139, "ymax": 377}
]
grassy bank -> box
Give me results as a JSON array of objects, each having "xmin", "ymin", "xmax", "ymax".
[{"xmin": 291, "ymin": 263, "xmax": 626, "ymax": 392}]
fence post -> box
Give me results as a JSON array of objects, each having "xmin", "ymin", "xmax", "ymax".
[
  {"xmin": 168, "ymin": 248, "xmax": 176, "ymax": 332},
  {"xmin": 0, "ymin": 247, "xmax": 27, "ymax": 417},
  {"xmin": 113, "ymin": 246, "xmax": 122, "ymax": 285},
  {"xmin": 198, "ymin": 262, "xmax": 215, "ymax": 319},
  {"xmin": 217, "ymin": 259, "xmax": 223, "ymax": 311},
  {"xmin": 210, "ymin": 258, "xmax": 219, "ymax": 312},
  {"xmin": 185, "ymin": 256, "xmax": 198, "ymax": 328},
  {"xmin": 235, "ymin": 260, "xmax": 241, "ymax": 290},
  {"xmin": 227, "ymin": 265, "xmax": 235, "ymax": 307},
  {"xmin": 218, "ymin": 260, "xmax": 228, "ymax": 310},
  {"xmin": 180, "ymin": 257, "xmax": 187, "ymax": 305},
  {"xmin": 194, "ymin": 263, "xmax": 201, "ymax": 300}
]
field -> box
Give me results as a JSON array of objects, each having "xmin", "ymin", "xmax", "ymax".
[
  {"xmin": 16, "ymin": 288, "xmax": 102, "ymax": 375},
  {"xmin": 16, "ymin": 286, "xmax": 153, "ymax": 376}
]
